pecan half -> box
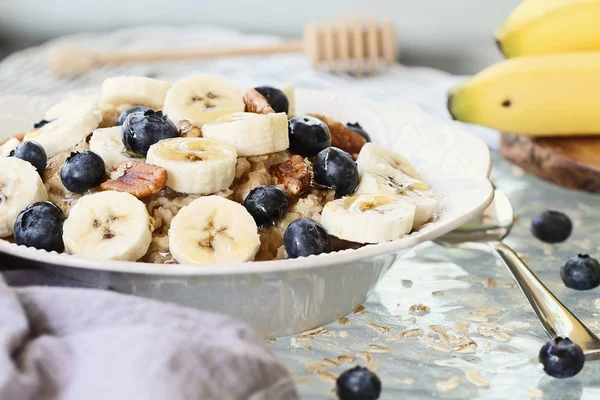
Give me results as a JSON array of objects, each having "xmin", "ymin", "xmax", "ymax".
[
  {"xmin": 270, "ymin": 155, "xmax": 311, "ymax": 197},
  {"xmin": 177, "ymin": 119, "xmax": 202, "ymax": 138},
  {"xmin": 308, "ymin": 113, "xmax": 367, "ymax": 156},
  {"xmin": 244, "ymin": 88, "xmax": 275, "ymax": 114},
  {"xmin": 100, "ymin": 161, "xmax": 167, "ymax": 199}
]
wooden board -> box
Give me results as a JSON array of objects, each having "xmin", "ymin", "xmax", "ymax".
[{"xmin": 500, "ymin": 133, "xmax": 600, "ymax": 194}]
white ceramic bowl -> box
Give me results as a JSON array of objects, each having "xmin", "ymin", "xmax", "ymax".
[{"xmin": 0, "ymin": 90, "xmax": 493, "ymax": 338}]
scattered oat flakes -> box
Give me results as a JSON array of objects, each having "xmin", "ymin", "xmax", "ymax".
[
  {"xmin": 354, "ymin": 305, "xmax": 366, "ymax": 314},
  {"xmin": 367, "ymin": 323, "xmax": 390, "ymax": 334},
  {"xmin": 429, "ymin": 325, "xmax": 448, "ymax": 335},
  {"xmin": 299, "ymin": 326, "xmax": 326, "ymax": 338},
  {"xmin": 432, "ymin": 291, "xmax": 445, "ymax": 297},
  {"xmin": 456, "ymin": 343, "xmax": 477, "ymax": 353},
  {"xmin": 398, "ymin": 328, "xmax": 424, "ymax": 338},
  {"xmin": 502, "ymin": 323, "xmax": 517, "ymax": 331},
  {"xmin": 265, "ymin": 338, "xmax": 276, "ymax": 346},
  {"xmin": 317, "ymin": 371, "xmax": 338, "ymax": 383},
  {"xmin": 405, "ymin": 317, "xmax": 417, "ymax": 324},
  {"xmin": 295, "ymin": 376, "xmax": 311, "ymax": 384},
  {"xmin": 367, "ymin": 344, "xmax": 392, "ymax": 353},
  {"xmin": 409, "ymin": 304, "xmax": 430, "ymax": 315},
  {"xmin": 338, "ymin": 317, "xmax": 350, "ymax": 325},
  {"xmin": 454, "ymin": 322, "xmax": 471, "ymax": 333},
  {"xmin": 465, "ymin": 370, "xmax": 490, "ymax": 388},
  {"xmin": 436, "ymin": 376, "xmax": 461, "ymax": 392},
  {"xmin": 430, "ymin": 342, "xmax": 453, "ymax": 352},
  {"xmin": 367, "ymin": 364, "xmax": 380, "ymax": 372},
  {"xmin": 357, "ymin": 351, "xmax": 374, "ymax": 363},
  {"xmin": 492, "ymin": 332, "xmax": 511, "ymax": 342},
  {"xmin": 528, "ymin": 388, "xmax": 543, "ymax": 399},
  {"xmin": 290, "ymin": 338, "xmax": 312, "ymax": 351},
  {"xmin": 469, "ymin": 314, "xmax": 489, "ymax": 322},
  {"xmin": 306, "ymin": 363, "xmax": 326, "ymax": 373},
  {"xmin": 483, "ymin": 343, "xmax": 492, "ymax": 353},
  {"xmin": 323, "ymin": 358, "xmax": 340, "ymax": 367},
  {"xmin": 337, "ymin": 331, "xmax": 349, "ymax": 338},
  {"xmin": 498, "ymin": 282, "xmax": 516, "ymax": 288},
  {"xmin": 337, "ymin": 355, "xmax": 356, "ymax": 363},
  {"xmin": 482, "ymin": 278, "xmax": 497, "ymax": 288},
  {"xmin": 402, "ymin": 377, "xmax": 415, "ymax": 385},
  {"xmin": 478, "ymin": 322, "xmax": 499, "ymax": 330},
  {"xmin": 476, "ymin": 308, "xmax": 501, "ymax": 316},
  {"xmin": 478, "ymin": 328, "xmax": 495, "ymax": 337},
  {"xmin": 543, "ymin": 247, "xmax": 552, "ymax": 255}
]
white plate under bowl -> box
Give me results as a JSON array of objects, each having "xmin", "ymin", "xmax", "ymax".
[{"xmin": 0, "ymin": 89, "xmax": 493, "ymax": 338}]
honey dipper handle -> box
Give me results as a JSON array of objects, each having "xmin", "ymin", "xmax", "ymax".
[{"xmin": 98, "ymin": 40, "xmax": 305, "ymax": 64}]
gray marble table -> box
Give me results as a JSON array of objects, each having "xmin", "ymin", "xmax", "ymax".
[{"xmin": 1, "ymin": 26, "xmax": 598, "ymax": 400}]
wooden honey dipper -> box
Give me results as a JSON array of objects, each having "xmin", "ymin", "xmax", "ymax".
[{"xmin": 50, "ymin": 19, "xmax": 397, "ymax": 77}]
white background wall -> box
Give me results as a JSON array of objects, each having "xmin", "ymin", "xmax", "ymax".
[{"xmin": 0, "ymin": 0, "xmax": 521, "ymax": 74}]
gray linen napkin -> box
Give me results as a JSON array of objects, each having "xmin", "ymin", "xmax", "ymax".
[{"xmin": 0, "ymin": 276, "xmax": 299, "ymax": 400}]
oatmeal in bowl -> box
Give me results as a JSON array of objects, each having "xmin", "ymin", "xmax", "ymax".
[{"xmin": 0, "ymin": 75, "xmax": 439, "ymax": 266}]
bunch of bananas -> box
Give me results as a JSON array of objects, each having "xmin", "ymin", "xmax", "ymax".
[{"xmin": 449, "ymin": 0, "xmax": 600, "ymax": 136}]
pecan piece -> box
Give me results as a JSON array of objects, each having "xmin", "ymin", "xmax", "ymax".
[
  {"xmin": 244, "ymin": 88, "xmax": 275, "ymax": 114},
  {"xmin": 308, "ymin": 113, "xmax": 367, "ymax": 156},
  {"xmin": 100, "ymin": 161, "xmax": 167, "ymax": 199},
  {"xmin": 177, "ymin": 119, "xmax": 202, "ymax": 138},
  {"xmin": 270, "ymin": 155, "xmax": 311, "ymax": 197}
]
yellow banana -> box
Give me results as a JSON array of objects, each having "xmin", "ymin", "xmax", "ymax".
[
  {"xmin": 496, "ymin": 0, "xmax": 600, "ymax": 58},
  {"xmin": 448, "ymin": 52, "xmax": 600, "ymax": 136}
]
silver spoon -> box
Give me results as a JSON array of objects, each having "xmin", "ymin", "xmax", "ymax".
[{"xmin": 435, "ymin": 190, "xmax": 600, "ymax": 360}]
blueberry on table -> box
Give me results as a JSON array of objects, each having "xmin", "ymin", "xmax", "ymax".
[
  {"xmin": 254, "ymin": 86, "xmax": 289, "ymax": 114},
  {"xmin": 539, "ymin": 337, "xmax": 584, "ymax": 378},
  {"xmin": 531, "ymin": 210, "xmax": 572, "ymax": 243},
  {"xmin": 244, "ymin": 185, "xmax": 289, "ymax": 227},
  {"xmin": 560, "ymin": 254, "xmax": 600, "ymax": 290},
  {"xmin": 313, "ymin": 147, "xmax": 359, "ymax": 196},
  {"xmin": 288, "ymin": 115, "xmax": 331, "ymax": 157},
  {"xmin": 14, "ymin": 201, "xmax": 65, "ymax": 252},
  {"xmin": 33, "ymin": 119, "xmax": 54, "ymax": 129},
  {"xmin": 117, "ymin": 106, "xmax": 151, "ymax": 126},
  {"xmin": 346, "ymin": 122, "xmax": 371, "ymax": 142},
  {"xmin": 122, "ymin": 110, "xmax": 179, "ymax": 156},
  {"xmin": 60, "ymin": 150, "xmax": 106, "ymax": 193},
  {"xmin": 336, "ymin": 366, "xmax": 382, "ymax": 400},
  {"xmin": 9, "ymin": 141, "xmax": 47, "ymax": 176},
  {"xmin": 284, "ymin": 218, "xmax": 330, "ymax": 258}
]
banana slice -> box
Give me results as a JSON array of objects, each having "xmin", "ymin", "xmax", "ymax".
[
  {"xmin": 26, "ymin": 101, "xmax": 102, "ymax": 158},
  {"xmin": 201, "ymin": 112, "xmax": 289, "ymax": 156},
  {"xmin": 62, "ymin": 191, "xmax": 152, "ymax": 261},
  {"xmin": 169, "ymin": 196, "xmax": 260, "ymax": 265},
  {"xmin": 280, "ymin": 84, "xmax": 295, "ymax": 116},
  {"xmin": 355, "ymin": 164, "xmax": 438, "ymax": 229},
  {"xmin": 321, "ymin": 194, "xmax": 416, "ymax": 243},
  {"xmin": 45, "ymin": 95, "xmax": 99, "ymax": 120},
  {"xmin": 356, "ymin": 143, "xmax": 422, "ymax": 180},
  {"xmin": 0, "ymin": 157, "xmax": 48, "ymax": 237},
  {"xmin": 100, "ymin": 76, "xmax": 171, "ymax": 110},
  {"xmin": 146, "ymin": 137, "xmax": 237, "ymax": 194},
  {"xmin": 0, "ymin": 138, "xmax": 21, "ymax": 157},
  {"xmin": 163, "ymin": 75, "xmax": 245, "ymax": 126},
  {"xmin": 89, "ymin": 127, "xmax": 137, "ymax": 170}
]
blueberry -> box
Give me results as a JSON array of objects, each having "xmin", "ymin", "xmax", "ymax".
[
  {"xmin": 244, "ymin": 185, "xmax": 289, "ymax": 227},
  {"xmin": 14, "ymin": 201, "xmax": 65, "ymax": 252},
  {"xmin": 33, "ymin": 119, "xmax": 54, "ymax": 129},
  {"xmin": 122, "ymin": 110, "xmax": 179, "ymax": 156},
  {"xmin": 346, "ymin": 122, "xmax": 371, "ymax": 142},
  {"xmin": 254, "ymin": 86, "xmax": 289, "ymax": 114},
  {"xmin": 288, "ymin": 115, "xmax": 331, "ymax": 157},
  {"xmin": 9, "ymin": 141, "xmax": 47, "ymax": 176},
  {"xmin": 539, "ymin": 337, "xmax": 584, "ymax": 378},
  {"xmin": 284, "ymin": 218, "xmax": 330, "ymax": 258},
  {"xmin": 531, "ymin": 210, "xmax": 572, "ymax": 243},
  {"xmin": 313, "ymin": 147, "xmax": 359, "ymax": 196},
  {"xmin": 336, "ymin": 366, "xmax": 382, "ymax": 400},
  {"xmin": 560, "ymin": 254, "xmax": 600, "ymax": 290},
  {"xmin": 60, "ymin": 150, "xmax": 106, "ymax": 193},
  {"xmin": 117, "ymin": 106, "xmax": 151, "ymax": 126}
]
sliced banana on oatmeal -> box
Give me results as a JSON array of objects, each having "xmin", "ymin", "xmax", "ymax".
[
  {"xmin": 280, "ymin": 84, "xmax": 295, "ymax": 116},
  {"xmin": 99, "ymin": 76, "xmax": 171, "ymax": 110},
  {"xmin": 202, "ymin": 112, "xmax": 289, "ymax": 156},
  {"xmin": 89, "ymin": 126, "xmax": 137, "ymax": 170},
  {"xmin": 62, "ymin": 191, "xmax": 152, "ymax": 261},
  {"xmin": 146, "ymin": 137, "xmax": 237, "ymax": 195},
  {"xmin": 25, "ymin": 101, "xmax": 102, "ymax": 158},
  {"xmin": 0, "ymin": 157, "xmax": 48, "ymax": 237},
  {"xmin": 355, "ymin": 164, "xmax": 439, "ymax": 229},
  {"xmin": 169, "ymin": 196, "xmax": 261, "ymax": 265},
  {"xmin": 321, "ymin": 194, "xmax": 416, "ymax": 243},
  {"xmin": 356, "ymin": 143, "xmax": 421, "ymax": 180},
  {"xmin": 0, "ymin": 138, "xmax": 21, "ymax": 157},
  {"xmin": 44, "ymin": 95, "xmax": 99, "ymax": 120},
  {"xmin": 162, "ymin": 75, "xmax": 245, "ymax": 126}
]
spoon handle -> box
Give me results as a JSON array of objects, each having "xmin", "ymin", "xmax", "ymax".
[{"xmin": 491, "ymin": 241, "xmax": 600, "ymax": 360}]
